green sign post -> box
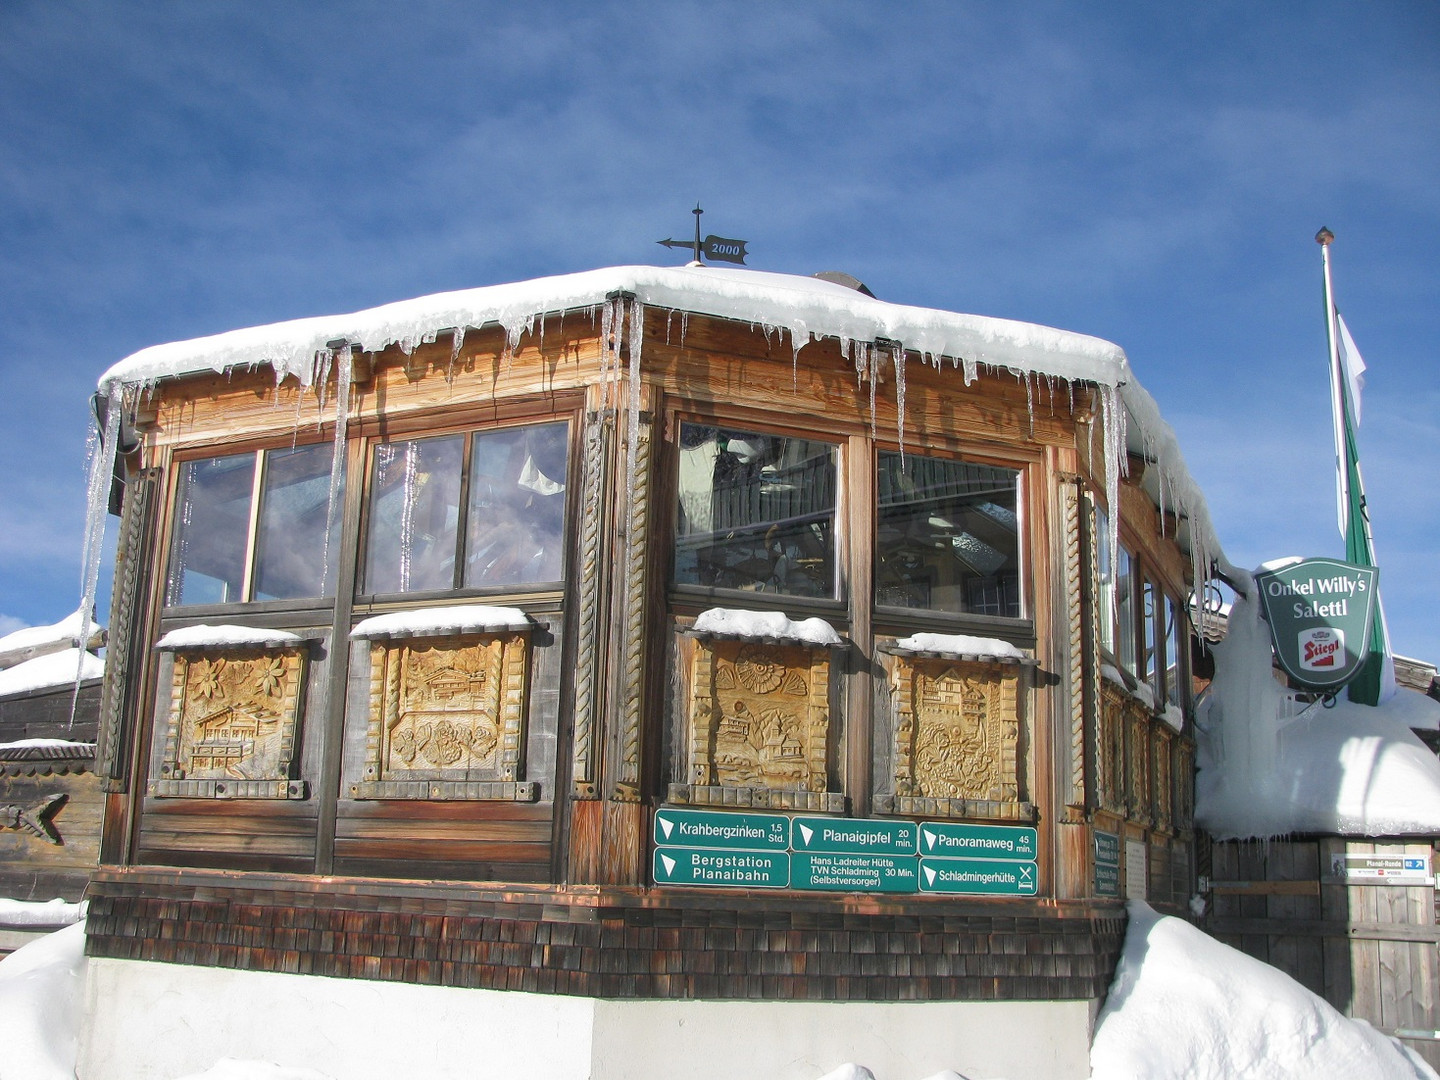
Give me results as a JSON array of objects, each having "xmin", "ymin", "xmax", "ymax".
[
  {"xmin": 792, "ymin": 852, "xmax": 919, "ymax": 893},
  {"xmin": 791, "ymin": 817, "xmax": 917, "ymax": 855},
  {"xmin": 1254, "ymin": 557, "xmax": 1378, "ymax": 691},
  {"xmin": 652, "ymin": 847, "xmax": 789, "ymax": 888},
  {"xmin": 918, "ymin": 857, "xmax": 1037, "ymax": 896},
  {"xmin": 918, "ymin": 822, "xmax": 1036, "ymax": 862},
  {"xmin": 653, "ymin": 808, "xmax": 790, "ymax": 851}
]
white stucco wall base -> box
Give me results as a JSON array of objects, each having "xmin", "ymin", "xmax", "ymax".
[{"xmin": 79, "ymin": 958, "xmax": 1098, "ymax": 1080}]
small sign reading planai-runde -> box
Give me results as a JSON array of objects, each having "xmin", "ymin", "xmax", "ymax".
[{"xmin": 918, "ymin": 822, "xmax": 1037, "ymax": 862}]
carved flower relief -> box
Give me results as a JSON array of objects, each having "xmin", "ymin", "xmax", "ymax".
[
  {"xmin": 193, "ymin": 658, "xmax": 224, "ymax": 700},
  {"xmin": 732, "ymin": 645, "xmax": 785, "ymax": 694},
  {"xmin": 255, "ymin": 656, "xmax": 287, "ymax": 697},
  {"xmin": 387, "ymin": 717, "xmax": 500, "ymax": 770}
]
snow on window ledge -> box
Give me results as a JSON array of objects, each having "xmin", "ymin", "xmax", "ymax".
[
  {"xmin": 1102, "ymin": 663, "xmax": 1158, "ymax": 710},
  {"xmin": 883, "ymin": 632, "xmax": 1034, "ymax": 665},
  {"xmin": 350, "ymin": 605, "xmax": 534, "ymax": 641},
  {"xmin": 155, "ymin": 625, "xmax": 306, "ymax": 651},
  {"xmin": 689, "ymin": 608, "xmax": 842, "ymax": 647},
  {"xmin": 1159, "ymin": 704, "xmax": 1185, "ymax": 732}
]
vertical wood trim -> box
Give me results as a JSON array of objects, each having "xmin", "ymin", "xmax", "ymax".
[
  {"xmin": 1060, "ymin": 475, "xmax": 1086, "ymax": 810},
  {"xmin": 612, "ymin": 404, "xmax": 653, "ymax": 802},
  {"xmin": 569, "ymin": 409, "xmax": 612, "ymax": 798},
  {"xmin": 314, "ymin": 437, "xmax": 365, "ymax": 873},
  {"xmin": 1084, "ymin": 494, "xmax": 1103, "ymax": 814},
  {"xmin": 239, "ymin": 450, "xmax": 265, "ymax": 602},
  {"xmin": 1029, "ymin": 454, "xmax": 1056, "ymax": 894},
  {"xmin": 844, "ymin": 433, "xmax": 873, "ymax": 817}
]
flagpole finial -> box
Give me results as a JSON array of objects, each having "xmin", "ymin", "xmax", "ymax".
[{"xmin": 1316, "ymin": 227, "xmax": 1335, "ymax": 246}]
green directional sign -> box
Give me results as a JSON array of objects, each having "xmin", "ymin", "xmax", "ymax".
[
  {"xmin": 653, "ymin": 808, "xmax": 790, "ymax": 851},
  {"xmin": 1254, "ymin": 557, "xmax": 1378, "ymax": 691},
  {"xmin": 791, "ymin": 816, "xmax": 917, "ymax": 855},
  {"xmin": 919, "ymin": 857, "xmax": 1037, "ymax": 896},
  {"xmin": 1094, "ymin": 831, "xmax": 1121, "ymax": 898},
  {"xmin": 652, "ymin": 847, "xmax": 788, "ymax": 888},
  {"xmin": 918, "ymin": 822, "xmax": 1037, "ymax": 862},
  {"xmin": 792, "ymin": 852, "xmax": 919, "ymax": 894}
]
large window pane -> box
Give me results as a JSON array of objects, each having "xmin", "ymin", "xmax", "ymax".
[
  {"xmin": 876, "ymin": 452, "xmax": 1021, "ymax": 617},
  {"xmin": 166, "ymin": 453, "xmax": 256, "ymax": 606},
  {"xmin": 364, "ymin": 435, "xmax": 464, "ymax": 594},
  {"xmin": 1097, "ymin": 508, "xmax": 1115, "ymax": 654},
  {"xmin": 253, "ymin": 443, "xmax": 342, "ymax": 601},
  {"xmin": 1116, "ymin": 547, "xmax": 1138, "ymax": 674},
  {"xmin": 674, "ymin": 424, "xmax": 836, "ymax": 598},
  {"xmin": 1166, "ymin": 594, "xmax": 1185, "ymax": 708},
  {"xmin": 464, "ymin": 422, "xmax": 569, "ymax": 586}
]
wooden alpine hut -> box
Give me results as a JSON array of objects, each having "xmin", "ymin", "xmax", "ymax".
[{"xmin": 78, "ymin": 261, "xmax": 1221, "ymax": 1079}]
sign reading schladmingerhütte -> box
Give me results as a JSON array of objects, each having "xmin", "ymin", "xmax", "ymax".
[{"xmin": 1253, "ymin": 557, "xmax": 1377, "ymax": 691}]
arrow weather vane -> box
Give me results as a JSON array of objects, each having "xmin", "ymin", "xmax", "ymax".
[{"xmin": 657, "ymin": 205, "xmax": 749, "ymax": 265}]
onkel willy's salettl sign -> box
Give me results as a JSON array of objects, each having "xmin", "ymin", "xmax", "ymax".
[{"xmin": 1254, "ymin": 557, "xmax": 1377, "ymax": 691}]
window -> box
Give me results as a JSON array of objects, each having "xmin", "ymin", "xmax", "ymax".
[
  {"xmin": 875, "ymin": 451, "xmax": 1021, "ymax": 617},
  {"xmin": 362, "ymin": 421, "xmax": 569, "ymax": 596},
  {"xmin": 166, "ymin": 443, "xmax": 341, "ymax": 606},
  {"xmin": 1114, "ymin": 545, "xmax": 1138, "ymax": 675},
  {"xmin": 1165, "ymin": 593, "xmax": 1186, "ymax": 708},
  {"xmin": 672, "ymin": 423, "xmax": 836, "ymax": 599},
  {"xmin": 1143, "ymin": 577, "xmax": 1160, "ymax": 695}
]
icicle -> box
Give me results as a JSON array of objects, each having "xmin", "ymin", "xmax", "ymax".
[
  {"xmin": 448, "ymin": 326, "xmax": 466, "ymax": 382},
  {"xmin": 867, "ymin": 344, "xmax": 878, "ymax": 434},
  {"xmin": 74, "ymin": 383, "xmax": 123, "ymax": 721},
  {"xmin": 790, "ymin": 329, "xmax": 808, "ymax": 389},
  {"xmin": 961, "ymin": 356, "xmax": 978, "ymax": 386},
  {"xmin": 679, "ymin": 311, "xmax": 689, "ymax": 349},
  {"xmin": 320, "ymin": 346, "xmax": 352, "ymax": 591},
  {"xmin": 1100, "ymin": 383, "xmax": 1126, "ymax": 625},
  {"xmin": 599, "ymin": 299, "xmax": 617, "ymax": 409},
  {"xmin": 1023, "ymin": 371, "xmax": 1035, "ymax": 438},
  {"xmin": 894, "ymin": 344, "xmax": 907, "ymax": 468},
  {"xmin": 625, "ymin": 299, "xmax": 645, "ymax": 537}
]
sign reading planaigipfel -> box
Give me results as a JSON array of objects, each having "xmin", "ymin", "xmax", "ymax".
[{"xmin": 1254, "ymin": 557, "xmax": 1378, "ymax": 691}]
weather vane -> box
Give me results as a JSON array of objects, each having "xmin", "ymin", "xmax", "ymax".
[{"xmin": 657, "ymin": 205, "xmax": 749, "ymax": 265}]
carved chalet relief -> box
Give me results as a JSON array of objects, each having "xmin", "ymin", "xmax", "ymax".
[
  {"xmin": 352, "ymin": 631, "xmax": 535, "ymax": 801},
  {"xmin": 671, "ymin": 636, "xmax": 842, "ymax": 813},
  {"xmin": 152, "ymin": 645, "xmax": 307, "ymax": 799},
  {"xmin": 877, "ymin": 655, "xmax": 1032, "ymax": 821}
]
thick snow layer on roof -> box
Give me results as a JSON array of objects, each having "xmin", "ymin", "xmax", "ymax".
[
  {"xmin": 1196, "ymin": 583, "xmax": 1440, "ymax": 840},
  {"xmin": 0, "ymin": 899, "xmax": 86, "ymax": 928},
  {"xmin": 889, "ymin": 632, "xmax": 1026, "ymax": 661},
  {"xmin": 0, "ymin": 649, "xmax": 103, "ymax": 698},
  {"xmin": 99, "ymin": 265, "xmax": 1128, "ymax": 392},
  {"xmin": 155, "ymin": 625, "xmax": 304, "ymax": 651},
  {"xmin": 350, "ymin": 605, "xmax": 532, "ymax": 639},
  {"xmin": 1090, "ymin": 902, "xmax": 1433, "ymax": 1079},
  {"xmin": 0, "ymin": 922, "xmax": 86, "ymax": 1080},
  {"xmin": 0, "ymin": 610, "xmax": 103, "ymax": 669},
  {"xmin": 0, "ymin": 738, "xmax": 96, "ymax": 752},
  {"xmin": 692, "ymin": 607, "xmax": 842, "ymax": 646}
]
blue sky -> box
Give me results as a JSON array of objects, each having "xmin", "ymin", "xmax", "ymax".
[{"xmin": 2, "ymin": 2, "xmax": 1437, "ymax": 663}]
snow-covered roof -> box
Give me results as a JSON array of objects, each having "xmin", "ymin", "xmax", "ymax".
[
  {"xmin": 0, "ymin": 610, "xmax": 104, "ymax": 670},
  {"xmin": 0, "ymin": 649, "xmax": 104, "ymax": 699}
]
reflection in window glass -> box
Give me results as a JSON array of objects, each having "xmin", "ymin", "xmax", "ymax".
[
  {"xmin": 875, "ymin": 452, "xmax": 1021, "ymax": 617},
  {"xmin": 1144, "ymin": 578, "xmax": 1160, "ymax": 695},
  {"xmin": 1097, "ymin": 508, "xmax": 1115, "ymax": 654},
  {"xmin": 254, "ymin": 444, "xmax": 342, "ymax": 601},
  {"xmin": 1116, "ymin": 547, "xmax": 1138, "ymax": 674},
  {"xmin": 167, "ymin": 453, "xmax": 256, "ymax": 605},
  {"xmin": 465, "ymin": 422, "xmax": 569, "ymax": 586},
  {"xmin": 1166, "ymin": 593, "xmax": 1185, "ymax": 708},
  {"xmin": 364, "ymin": 435, "xmax": 464, "ymax": 594},
  {"xmin": 673, "ymin": 424, "xmax": 836, "ymax": 598}
]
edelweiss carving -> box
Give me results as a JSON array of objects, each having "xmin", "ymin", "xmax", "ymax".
[
  {"xmin": 675, "ymin": 639, "xmax": 837, "ymax": 811},
  {"xmin": 355, "ymin": 632, "xmax": 534, "ymax": 801},
  {"xmin": 890, "ymin": 659, "xmax": 1023, "ymax": 819},
  {"xmin": 153, "ymin": 647, "xmax": 305, "ymax": 799}
]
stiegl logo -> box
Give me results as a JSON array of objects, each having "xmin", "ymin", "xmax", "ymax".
[{"xmin": 1300, "ymin": 627, "xmax": 1344, "ymax": 670}]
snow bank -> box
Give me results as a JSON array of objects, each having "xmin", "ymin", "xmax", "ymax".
[
  {"xmin": 155, "ymin": 625, "xmax": 305, "ymax": 650},
  {"xmin": 1196, "ymin": 585, "xmax": 1440, "ymax": 839},
  {"xmin": 350, "ymin": 605, "xmax": 533, "ymax": 640},
  {"xmin": 0, "ymin": 648, "xmax": 104, "ymax": 698},
  {"xmin": 1090, "ymin": 902, "xmax": 1435, "ymax": 1080},
  {"xmin": 889, "ymin": 633, "xmax": 1027, "ymax": 663},
  {"xmin": 691, "ymin": 607, "xmax": 842, "ymax": 646},
  {"xmin": 0, "ymin": 923, "xmax": 87, "ymax": 1080},
  {"xmin": 170, "ymin": 1061, "xmax": 337, "ymax": 1080},
  {"xmin": 0, "ymin": 899, "xmax": 86, "ymax": 928}
]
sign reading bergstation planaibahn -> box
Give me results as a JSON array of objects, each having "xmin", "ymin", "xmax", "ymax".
[
  {"xmin": 653, "ymin": 808, "xmax": 1039, "ymax": 896},
  {"xmin": 1254, "ymin": 557, "xmax": 1378, "ymax": 691}
]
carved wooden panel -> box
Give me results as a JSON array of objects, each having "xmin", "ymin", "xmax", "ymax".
[
  {"xmin": 1153, "ymin": 728, "xmax": 1174, "ymax": 833},
  {"xmin": 152, "ymin": 646, "xmax": 306, "ymax": 799},
  {"xmin": 353, "ymin": 632, "xmax": 534, "ymax": 801},
  {"xmin": 882, "ymin": 657, "xmax": 1029, "ymax": 821},
  {"xmin": 1098, "ymin": 680, "xmax": 1127, "ymax": 816},
  {"xmin": 1125, "ymin": 705, "xmax": 1152, "ymax": 825},
  {"xmin": 1175, "ymin": 739, "xmax": 1196, "ymax": 830},
  {"xmin": 669, "ymin": 638, "xmax": 841, "ymax": 813}
]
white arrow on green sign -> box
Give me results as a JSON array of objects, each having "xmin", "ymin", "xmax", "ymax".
[
  {"xmin": 918, "ymin": 822, "xmax": 1037, "ymax": 862},
  {"xmin": 790, "ymin": 816, "xmax": 917, "ymax": 855},
  {"xmin": 652, "ymin": 847, "xmax": 788, "ymax": 888},
  {"xmin": 919, "ymin": 857, "xmax": 1038, "ymax": 896},
  {"xmin": 653, "ymin": 808, "xmax": 790, "ymax": 851}
]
